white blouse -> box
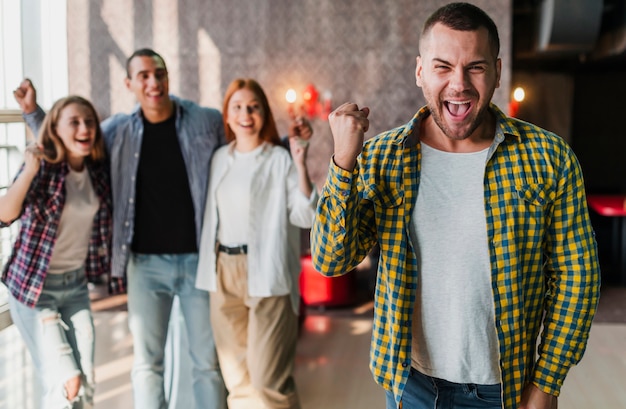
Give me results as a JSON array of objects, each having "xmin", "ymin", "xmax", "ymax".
[{"xmin": 196, "ymin": 142, "xmax": 318, "ymax": 313}]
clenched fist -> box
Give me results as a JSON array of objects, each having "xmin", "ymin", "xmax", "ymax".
[
  {"xmin": 13, "ymin": 78, "xmax": 38, "ymax": 114},
  {"xmin": 328, "ymin": 102, "xmax": 369, "ymax": 171}
]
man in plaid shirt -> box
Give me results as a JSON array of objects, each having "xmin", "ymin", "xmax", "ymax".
[{"xmin": 311, "ymin": 3, "xmax": 600, "ymax": 409}]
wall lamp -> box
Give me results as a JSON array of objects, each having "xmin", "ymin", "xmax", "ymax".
[
  {"xmin": 285, "ymin": 84, "xmax": 332, "ymax": 120},
  {"xmin": 509, "ymin": 86, "xmax": 525, "ymax": 118}
]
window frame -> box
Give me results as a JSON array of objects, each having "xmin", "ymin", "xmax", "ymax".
[{"xmin": 0, "ymin": 110, "xmax": 26, "ymax": 330}]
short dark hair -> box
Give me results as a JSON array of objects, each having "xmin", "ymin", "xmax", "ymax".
[
  {"xmin": 125, "ymin": 48, "xmax": 167, "ymax": 78},
  {"xmin": 421, "ymin": 2, "xmax": 500, "ymax": 58}
]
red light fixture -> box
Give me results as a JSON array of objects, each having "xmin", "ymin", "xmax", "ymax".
[{"xmin": 285, "ymin": 84, "xmax": 332, "ymax": 120}]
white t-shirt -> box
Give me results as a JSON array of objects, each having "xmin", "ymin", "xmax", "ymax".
[
  {"xmin": 410, "ymin": 142, "xmax": 501, "ymax": 384},
  {"xmin": 216, "ymin": 144, "xmax": 264, "ymax": 246},
  {"xmin": 48, "ymin": 167, "xmax": 99, "ymax": 274}
]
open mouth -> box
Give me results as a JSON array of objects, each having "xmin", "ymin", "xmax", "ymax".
[
  {"xmin": 445, "ymin": 100, "xmax": 471, "ymax": 117},
  {"xmin": 75, "ymin": 138, "xmax": 92, "ymax": 147}
]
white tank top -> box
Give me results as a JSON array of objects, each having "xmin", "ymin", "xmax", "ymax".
[{"xmin": 410, "ymin": 142, "xmax": 501, "ymax": 384}]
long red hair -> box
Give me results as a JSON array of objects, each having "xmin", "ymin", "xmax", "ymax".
[{"xmin": 222, "ymin": 78, "xmax": 281, "ymax": 145}]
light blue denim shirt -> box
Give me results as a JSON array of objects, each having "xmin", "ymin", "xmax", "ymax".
[{"xmin": 99, "ymin": 95, "xmax": 225, "ymax": 278}]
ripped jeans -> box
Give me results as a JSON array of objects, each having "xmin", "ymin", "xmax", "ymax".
[{"xmin": 9, "ymin": 267, "xmax": 95, "ymax": 409}]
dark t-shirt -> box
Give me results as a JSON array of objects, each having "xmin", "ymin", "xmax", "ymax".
[{"xmin": 131, "ymin": 112, "xmax": 198, "ymax": 254}]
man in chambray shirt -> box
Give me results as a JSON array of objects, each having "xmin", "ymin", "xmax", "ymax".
[{"xmin": 102, "ymin": 48, "xmax": 226, "ymax": 409}]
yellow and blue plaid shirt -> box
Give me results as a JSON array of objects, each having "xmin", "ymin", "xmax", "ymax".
[{"xmin": 311, "ymin": 104, "xmax": 600, "ymax": 408}]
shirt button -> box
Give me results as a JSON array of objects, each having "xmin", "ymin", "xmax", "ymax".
[
  {"xmin": 340, "ymin": 177, "xmax": 350, "ymax": 183},
  {"xmin": 125, "ymin": 221, "xmax": 130, "ymax": 226},
  {"xmin": 401, "ymin": 362, "xmax": 408, "ymax": 368},
  {"xmin": 122, "ymin": 245, "xmax": 127, "ymax": 250},
  {"xmin": 129, "ymin": 198, "xmax": 134, "ymax": 203},
  {"xmin": 134, "ymin": 152, "xmax": 139, "ymax": 158},
  {"xmin": 341, "ymin": 191, "xmax": 349, "ymax": 196}
]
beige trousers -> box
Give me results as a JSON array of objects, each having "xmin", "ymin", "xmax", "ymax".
[{"xmin": 211, "ymin": 252, "xmax": 301, "ymax": 409}]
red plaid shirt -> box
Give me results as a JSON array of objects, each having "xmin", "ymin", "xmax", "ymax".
[{"xmin": 1, "ymin": 159, "xmax": 125, "ymax": 308}]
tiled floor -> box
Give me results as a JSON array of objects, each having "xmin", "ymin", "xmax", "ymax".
[
  {"xmin": 1, "ymin": 289, "xmax": 625, "ymax": 409},
  {"xmin": 0, "ymin": 303, "xmax": 383, "ymax": 409}
]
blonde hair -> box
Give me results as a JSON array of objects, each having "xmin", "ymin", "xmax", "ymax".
[{"xmin": 38, "ymin": 96, "xmax": 105, "ymax": 163}]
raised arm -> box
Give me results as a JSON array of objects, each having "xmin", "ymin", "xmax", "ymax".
[
  {"xmin": 288, "ymin": 125, "xmax": 314, "ymax": 199},
  {"xmin": 14, "ymin": 78, "xmax": 46, "ymax": 136},
  {"xmin": 310, "ymin": 103, "xmax": 377, "ymax": 277}
]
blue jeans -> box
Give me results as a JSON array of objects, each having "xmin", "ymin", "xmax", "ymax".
[
  {"xmin": 9, "ymin": 267, "xmax": 94, "ymax": 409},
  {"xmin": 127, "ymin": 253, "xmax": 226, "ymax": 409},
  {"xmin": 385, "ymin": 368, "xmax": 502, "ymax": 409}
]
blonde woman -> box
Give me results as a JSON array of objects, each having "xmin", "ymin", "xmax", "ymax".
[{"xmin": 1, "ymin": 90, "xmax": 121, "ymax": 408}]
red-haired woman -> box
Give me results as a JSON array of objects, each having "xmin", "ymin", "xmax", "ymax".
[{"xmin": 196, "ymin": 78, "xmax": 317, "ymax": 409}]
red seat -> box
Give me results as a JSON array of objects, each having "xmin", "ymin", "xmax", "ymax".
[{"xmin": 299, "ymin": 254, "xmax": 355, "ymax": 307}]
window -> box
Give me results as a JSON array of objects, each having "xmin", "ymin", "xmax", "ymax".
[
  {"xmin": 0, "ymin": 0, "xmax": 68, "ymax": 329},
  {"xmin": 0, "ymin": 113, "xmax": 27, "ymax": 328}
]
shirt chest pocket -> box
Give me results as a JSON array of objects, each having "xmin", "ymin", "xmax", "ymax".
[
  {"xmin": 515, "ymin": 183, "xmax": 555, "ymax": 207},
  {"xmin": 493, "ymin": 182, "xmax": 555, "ymax": 228},
  {"xmin": 488, "ymin": 182, "xmax": 554, "ymax": 208},
  {"xmin": 486, "ymin": 182, "xmax": 555, "ymax": 240}
]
